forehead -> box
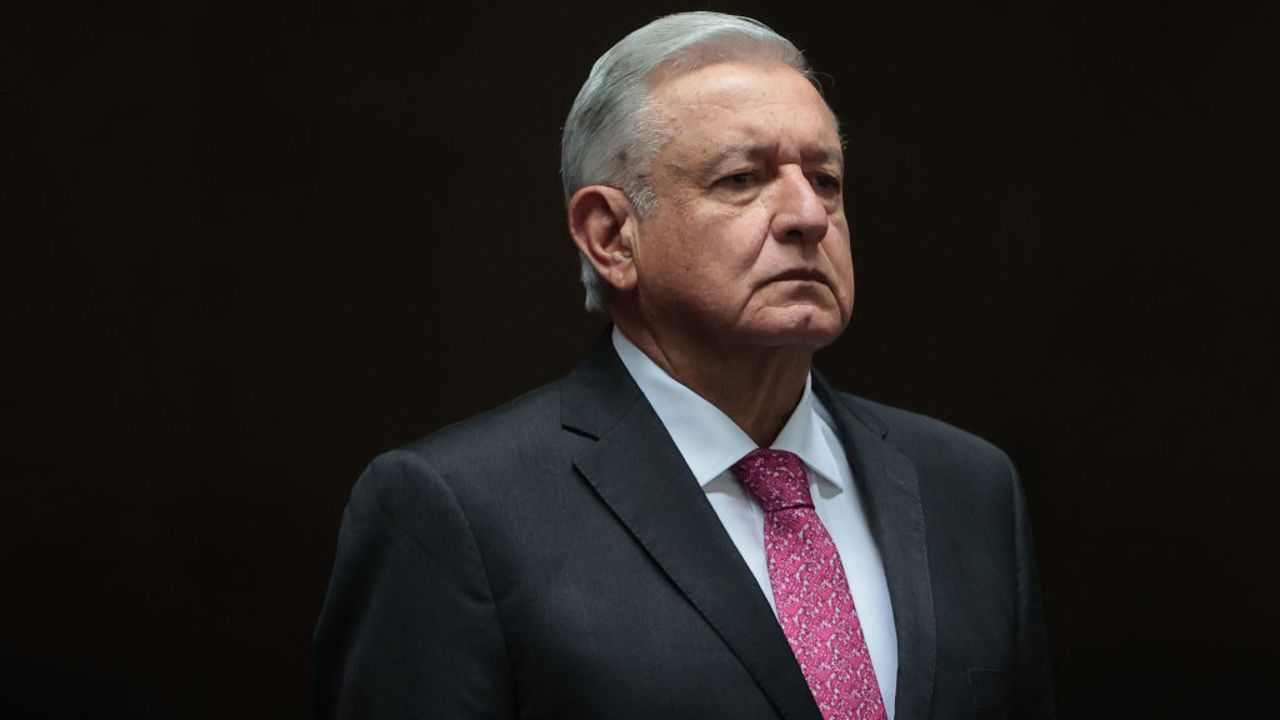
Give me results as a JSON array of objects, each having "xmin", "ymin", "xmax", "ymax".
[{"xmin": 648, "ymin": 62, "xmax": 841, "ymax": 165}]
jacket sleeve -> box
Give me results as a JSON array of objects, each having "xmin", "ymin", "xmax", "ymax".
[
  {"xmin": 313, "ymin": 449, "xmax": 515, "ymax": 719},
  {"xmin": 1009, "ymin": 460, "xmax": 1056, "ymax": 718}
]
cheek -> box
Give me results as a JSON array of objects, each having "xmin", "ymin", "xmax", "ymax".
[
  {"xmin": 716, "ymin": 209, "xmax": 773, "ymax": 266},
  {"xmin": 679, "ymin": 212, "xmax": 761, "ymax": 270},
  {"xmin": 835, "ymin": 244, "xmax": 855, "ymax": 283},
  {"xmin": 645, "ymin": 206, "xmax": 771, "ymax": 298},
  {"xmin": 825, "ymin": 231, "xmax": 856, "ymax": 297},
  {"xmin": 824, "ymin": 224, "xmax": 854, "ymax": 268}
]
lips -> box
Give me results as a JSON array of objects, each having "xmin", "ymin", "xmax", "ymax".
[{"xmin": 768, "ymin": 267, "xmax": 830, "ymax": 285}]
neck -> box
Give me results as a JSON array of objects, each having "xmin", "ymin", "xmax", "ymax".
[{"xmin": 614, "ymin": 314, "xmax": 812, "ymax": 447}]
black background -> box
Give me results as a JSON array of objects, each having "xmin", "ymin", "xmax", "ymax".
[{"xmin": 5, "ymin": 1, "xmax": 1276, "ymax": 718}]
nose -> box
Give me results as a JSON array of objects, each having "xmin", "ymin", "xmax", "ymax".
[{"xmin": 770, "ymin": 166, "xmax": 829, "ymax": 245}]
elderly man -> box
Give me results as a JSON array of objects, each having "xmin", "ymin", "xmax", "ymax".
[{"xmin": 315, "ymin": 11, "xmax": 1053, "ymax": 720}]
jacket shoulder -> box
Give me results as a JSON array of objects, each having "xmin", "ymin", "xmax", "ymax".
[
  {"xmin": 845, "ymin": 393, "xmax": 1006, "ymax": 451},
  {"xmin": 393, "ymin": 378, "xmax": 571, "ymax": 475},
  {"xmin": 832, "ymin": 391, "xmax": 1017, "ymax": 489}
]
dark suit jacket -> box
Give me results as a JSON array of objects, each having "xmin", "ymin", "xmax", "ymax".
[{"xmin": 314, "ymin": 339, "xmax": 1054, "ymax": 719}]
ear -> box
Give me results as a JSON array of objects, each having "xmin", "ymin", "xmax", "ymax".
[{"xmin": 567, "ymin": 185, "xmax": 639, "ymax": 294}]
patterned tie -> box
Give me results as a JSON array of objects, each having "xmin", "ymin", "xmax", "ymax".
[{"xmin": 732, "ymin": 448, "xmax": 888, "ymax": 720}]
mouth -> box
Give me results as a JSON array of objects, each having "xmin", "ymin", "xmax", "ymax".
[{"xmin": 768, "ymin": 268, "xmax": 830, "ymax": 285}]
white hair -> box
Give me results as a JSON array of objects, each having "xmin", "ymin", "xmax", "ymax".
[{"xmin": 560, "ymin": 11, "xmax": 823, "ymax": 313}]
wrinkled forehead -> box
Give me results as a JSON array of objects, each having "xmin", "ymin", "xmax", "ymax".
[
  {"xmin": 653, "ymin": 63, "xmax": 834, "ymax": 118},
  {"xmin": 646, "ymin": 61, "xmax": 843, "ymax": 166}
]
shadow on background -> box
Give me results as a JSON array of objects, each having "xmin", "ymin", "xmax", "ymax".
[{"xmin": 5, "ymin": 1, "xmax": 1275, "ymax": 717}]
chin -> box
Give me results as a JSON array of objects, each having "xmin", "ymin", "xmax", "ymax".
[{"xmin": 751, "ymin": 305, "xmax": 847, "ymax": 349}]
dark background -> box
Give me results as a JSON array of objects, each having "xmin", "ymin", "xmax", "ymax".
[{"xmin": 5, "ymin": 1, "xmax": 1276, "ymax": 717}]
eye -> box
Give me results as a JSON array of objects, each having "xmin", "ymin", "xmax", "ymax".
[
  {"xmin": 810, "ymin": 172, "xmax": 842, "ymax": 193},
  {"xmin": 719, "ymin": 171, "xmax": 757, "ymax": 187}
]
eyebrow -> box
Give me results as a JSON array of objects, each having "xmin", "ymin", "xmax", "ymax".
[{"xmin": 697, "ymin": 143, "xmax": 845, "ymax": 180}]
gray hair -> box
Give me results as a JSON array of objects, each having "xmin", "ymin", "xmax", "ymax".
[{"xmin": 560, "ymin": 11, "xmax": 821, "ymax": 313}]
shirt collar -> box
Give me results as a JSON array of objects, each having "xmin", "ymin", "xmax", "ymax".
[{"xmin": 612, "ymin": 326, "xmax": 845, "ymax": 491}]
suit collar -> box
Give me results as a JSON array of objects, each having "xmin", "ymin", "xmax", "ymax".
[
  {"xmin": 609, "ymin": 326, "xmax": 757, "ymax": 485},
  {"xmin": 559, "ymin": 330, "xmax": 642, "ymax": 440},
  {"xmin": 812, "ymin": 369, "xmax": 888, "ymax": 438},
  {"xmin": 561, "ymin": 338, "xmax": 938, "ymax": 720},
  {"xmin": 813, "ymin": 371, "xmax": 938, "ymax": 720},
  {"xmin": 610, "ymin": 326, "xmax": 844, "ymax": 490},
  {"xmin": 562, "ymin": 336, "xmax": 825, "ymax": 720}
]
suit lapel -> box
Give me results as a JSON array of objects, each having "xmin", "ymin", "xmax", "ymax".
[
  {"xmin": 814, "ymin": 372, "xmax": 938, "ymax": 720},
  {"xmin": 562, "ymin": 340, "xmax": 824, "ymax": 720}
]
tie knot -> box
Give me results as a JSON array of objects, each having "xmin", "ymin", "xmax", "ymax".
[{"xmin": 731, "ymin": 448, "xmax": 812, "ymax": 512}]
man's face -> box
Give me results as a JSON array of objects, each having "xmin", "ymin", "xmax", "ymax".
[{"xmin": 630, "ymin": 61, "xmax": 854, "ymax": 353}]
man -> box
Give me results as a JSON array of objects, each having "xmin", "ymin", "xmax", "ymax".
[{"xmin": 315, "ymin": 11, "xmax": 1053, "ymax": 720}]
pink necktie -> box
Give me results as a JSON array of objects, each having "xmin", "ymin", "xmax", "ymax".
[{"xmin": 732, "ymin": 448, "xmax": 888, "ymax": 720}]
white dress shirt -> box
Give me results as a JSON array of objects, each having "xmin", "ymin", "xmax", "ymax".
[{"xmin": 613, "ymin": 327, "xmax": 898, "ymax": 716}]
